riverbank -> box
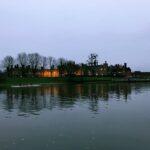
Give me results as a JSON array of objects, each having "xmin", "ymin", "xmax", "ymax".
[
  {"xmin": 0, "ymin": 77, "xmax": 66, "ymax": 87},
  {"xmin": 1, "ymin": 77, "xmax": 150, "ymax": 87}
]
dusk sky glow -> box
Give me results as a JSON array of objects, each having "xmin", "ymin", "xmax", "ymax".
[{"xmin": 0, "ymin": 0, "xmax": 150, "ymax": 71}]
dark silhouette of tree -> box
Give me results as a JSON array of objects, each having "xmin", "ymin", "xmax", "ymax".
[
  {"xmin": 0, "ymin": 52, "xmax": 132, "ymax": 78},
  {"xmin": 17, "ymin": 52, "xmax": 28, "ymax": 77},
  {"xmin": 87, "ymin": 53, "xmax": 99, "ymax": 76},
  {"xmin": 81, "ymin": 63, "xmax": 89, "ymax": 76},
  {"xmin": 87, "ymin": 53, "xmax": 98, "ymax": 66},
  {"xmin": 48, "ymin": 56, "xmax": 56, "ymax": 69},
  {"xmin": 41, "ymin": 56, "xmax": 47, "ymax": 69},
  {"xmin": 2, "ymin": 56, "xmax": 14, "ymax": 77},
  {"xmin": 28, "ymin": 53, "xmax": 41, "ymax": 69},
  {"xmin": 57, "ymin": 58, "xmax": 66, "ymax": 77},
  {"xmin": 17, "ymin": 52, "xmax": 28, "ymax": 67},
  {"xmin": 28, "ymin": 53, "xmax": 41, "ymax": 76},
  {"xmin": 2, "ymin": 56, "xmax": 14, "ymax": 69},
  {"xmin": 64, "ymin": 61, "xmax": 80, "ymax": 76}
]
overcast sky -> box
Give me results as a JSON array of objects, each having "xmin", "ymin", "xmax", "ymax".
[{"xmin": 0, "ymin": 0, "xmax": 150, "ymax": 71}]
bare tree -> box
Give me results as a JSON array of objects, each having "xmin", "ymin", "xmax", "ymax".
[
  {"xmin": 34, "ymin": 53, "xmax": 41, "ymax": 69},
  {"xmin": 28, "ymin": 53, "xmax": 35, "ymax": 69},
  {"xmin": 28, "ymin": 53, "xmax": 41, "ymax": 76},
  {"xmin": 2, "ymin": 56, "xmax": 14, "ymax": 77},
  {"xmin": 41, "ymin": 56, "xmax": 47, "ymax": 69},
  {"xmin": 87, "ymin": 53, "xmax": 98, "ymax": 66},
  {"xmin": 58, "ymin": 58, "xmax": 66, "ymax": 66},
  {"xmin": 52, "ymin": 58, "xmax": 57, "ymax": 69},
  {"xmin": 2, "ymin": 56, "xmax": 14, "ymax": 70},
  {"xmin": 28, "ymin": 53, "xmax": 41, "ymax": 69},
  {"xmin": 17, "ymin": 52, "xmax": 28, "ymax": 67},
  {"xmin": 57, "ymin": 58, "xmax": 66, "ymax": 77},
  {"xmin": 87, "ymin": 53, "xmax": 99, "ymax": 76},
  {"xmin": 48, "ymin": 56, "xmax": 55, "ymax": 69},
  {"xmin": 64, "ymin": 60, "xmax": 79, "ymax": 76}
]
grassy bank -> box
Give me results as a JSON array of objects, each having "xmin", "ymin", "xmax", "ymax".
[
  {"xmin": 1, "ymin": 76, "xmax": 150, "ymax": 87},
  {"xmin": 0, "ymin": 77, "xmax": 68, "ymax": 86},
  {"xmin": 0, "ymin": 77, "xmax": 111, "ymax": 86}
]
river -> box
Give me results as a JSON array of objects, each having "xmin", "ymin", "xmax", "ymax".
[{"xmin": 0, "ymin": 83, "xmax": 150, "ymax": 150}]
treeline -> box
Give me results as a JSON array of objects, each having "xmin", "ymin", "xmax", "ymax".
[
  {"xmin": 0, "ymin": 52, "xmax": 131, "ymax": 78},
  {"xmin": 1, "ymin": 52, "xmax": 81, "ymax": 77}
]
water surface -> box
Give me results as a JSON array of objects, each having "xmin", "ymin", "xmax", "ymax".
[{"xmin": 0, "ymin": 83, "xmax": 150, "ymax": 150}]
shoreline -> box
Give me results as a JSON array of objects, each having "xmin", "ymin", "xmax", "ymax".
[{"xmin": 1, "ymin": 77, "xmax": 150, "ymax": 87}]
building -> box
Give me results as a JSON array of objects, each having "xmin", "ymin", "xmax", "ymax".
[
  {"xmin": 38, "ymin": 62, "xmax": 132, "ymax": 78},
  {"xmin": 38, "ymin": 69, "xmax": 59, "ymax": 77}
]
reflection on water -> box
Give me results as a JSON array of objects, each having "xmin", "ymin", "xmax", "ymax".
[
  {"xmin": 1, "ymin": 83, "xmax": 150, "ymax": 150},
  {"xmin": 0, "ymin": 83, "xmax": 149, "ymax": 114}
]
